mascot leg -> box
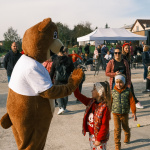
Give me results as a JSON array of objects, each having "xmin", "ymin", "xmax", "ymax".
[{"xmin": 7, "ymin": 90, "xmax": 53, "ymax": 150}]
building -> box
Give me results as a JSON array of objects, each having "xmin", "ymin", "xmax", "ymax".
[
  {"xmin": 131, "ymin": 19, "xmax": 150, "ymax": 45},
  {"xmin": 121, "ymin": 24, "xmax": 133, "ymax": 32}
]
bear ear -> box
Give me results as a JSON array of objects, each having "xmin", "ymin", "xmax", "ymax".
[{"xmin": 38, "ymin": 18, "xmax": 52, "ymax": 32}]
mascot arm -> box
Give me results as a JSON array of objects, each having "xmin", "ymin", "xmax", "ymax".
[
  {"xmin": 40, "ymin": 84, "xmax": 73, "ymax": 99},
  {"xmin": 40, "ymin": 69, "xmax": 83, "ymax": 99},
  {"xmin": 0, "ymin": 69, "xmax": 83, "ymax": 129}
]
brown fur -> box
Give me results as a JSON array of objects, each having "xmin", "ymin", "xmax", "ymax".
[
  {"xmin": 22, "ymin": 18, "xmax": 61, "ymax": 63},
  {"xmin": 0, "ymin": 18, "xmax": 83, "ymax": 150},
  {"xmin": 7, "ymin": 89, "xmax": 52, "ymax": 149}
]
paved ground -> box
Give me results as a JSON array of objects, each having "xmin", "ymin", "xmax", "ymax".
[{"xmin": 0, "ymin": 67, "xmax": 150, "ymax": 150}]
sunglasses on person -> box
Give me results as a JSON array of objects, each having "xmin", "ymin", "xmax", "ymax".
[{"xmin": 114, "ymin": 52, "xmax": 121, "ymax": 55}]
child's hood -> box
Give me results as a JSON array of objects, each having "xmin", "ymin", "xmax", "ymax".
[{"xmin": 114, "ymin": 85, "xmax": 127, "ymax": 94}]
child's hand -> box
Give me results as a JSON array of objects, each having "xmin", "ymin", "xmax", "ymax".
[
  {"xmin": 68, "ymin": 69, "xmax": 83, "ymax": 90},
  {"xmin": 147, "ymin": 76, "xmax": 150, "ymax": 80},
  {"xmin": 132, "ymin": 113, "xmax": 137, "ymax": 121},
  {"xmin": 95, "ymin": 141, "xmax": 101, "ymax": 146}
]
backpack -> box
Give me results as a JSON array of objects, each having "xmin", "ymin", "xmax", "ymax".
[{"xmin": 55, "ymin": 63, "xmax": 69, "ymax": 82}]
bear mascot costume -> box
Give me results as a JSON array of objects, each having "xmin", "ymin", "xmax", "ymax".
[{"xmin": 0, "ymin": 18, "xmax": 83, "ymax": 150}]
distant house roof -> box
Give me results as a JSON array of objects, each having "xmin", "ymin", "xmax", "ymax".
[
  {"xmin": 121, "ymin": 24, "xmax": 133, "ymax": 29},
  {"xmin": 131, "ymin": 19, "xmax": 150, "ymax": 31}
]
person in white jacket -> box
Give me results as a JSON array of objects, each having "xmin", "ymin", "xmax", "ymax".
[{"xmin": 104, "ymin": 50, "xmax": 112, "ymax": 62}]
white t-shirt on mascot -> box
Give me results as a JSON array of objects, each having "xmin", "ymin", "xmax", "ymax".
[{"xmin": 9, "ymin": 55, "xmax": 53, "ymax": 96}]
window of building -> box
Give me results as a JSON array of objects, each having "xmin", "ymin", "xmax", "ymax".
[{"xmin": 136, "ymin": 26, "xmax": 139, "ymax": 31}]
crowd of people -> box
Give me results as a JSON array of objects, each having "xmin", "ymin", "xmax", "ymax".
[{"xmin": 2, "ymin": 41, "xmax": 150, "ymax": 150}]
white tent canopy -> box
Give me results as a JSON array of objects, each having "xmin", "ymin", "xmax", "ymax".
[{"xmin": 77, "ymin": 28, "xmax": 147, "ymax": 42}]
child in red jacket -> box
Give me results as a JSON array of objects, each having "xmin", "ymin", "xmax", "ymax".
[
  {"xmin": 68, "ymin": 50, "xmax": 82, "ymax": 63},
  {"xmin": 74, "ymin": 81, "xmax": 111, "ymax": 150}
]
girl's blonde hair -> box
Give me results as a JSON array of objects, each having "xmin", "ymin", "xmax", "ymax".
[
  {"xmin": 115, "ymin": 79, "xmax": 124, "ymax": 83},
  {"xmin": 100, "ymin": 81, "xmax": 111, "ymax": 111},
  {"xmin": 122, "ymin": 44, "xmax": 131, "ymax": 61}
]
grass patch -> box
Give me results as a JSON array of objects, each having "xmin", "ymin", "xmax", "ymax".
[
  {"xmin": 0, "ymin": 45, "xmax": 113, "ymax": 57},
  {"xmin": 68, "ymin": 46, "xmax": 95, "ymax": 54},
  {"xmin": 0, "ymin": 52, "xmax": 6, "ymax": 57}
]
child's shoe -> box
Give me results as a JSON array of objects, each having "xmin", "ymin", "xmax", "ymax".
[
  {"xmin": 115, "ymin": 145, "xmax": 121, "ymax": 150},
  {"xmin": 124, "ymin": 140, "xmax": 130, "ymax": 144},
  {"xmin": 57, "ymin": 107, "xmax": 64, "ymax": 115},
  {"xmin": 115, "ymin": 143, "xmax": 121, "ymax": 150},
  {"xmin": 124, "ymin": 135, "xmax": 130, "ymax": 144}
]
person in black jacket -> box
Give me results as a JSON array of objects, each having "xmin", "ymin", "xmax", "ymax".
[
  {"xmin": 50, "ymin": 48, "xmax": 74, "ymax": 115},
  {"xmin": 84, "ymin": 43, "xmax": 90, "ymax": 54},
  {"xmin": 3, "ymin": 42, "xmax": 22, "ymax": 82},
  {"xmin": 142, "ymin": 45, "xmax": 150, "ymax": 81},
  {"xmin": 78, "ymin": 45, "xmax": 82, "ymax": 55}
]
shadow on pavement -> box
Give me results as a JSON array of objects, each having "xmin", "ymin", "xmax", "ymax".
[
  {"xmin": 67, "ymin": 100, "xmax": 84, "ymax": 106},
  {"xmin": 143, "ymin": 105, "xmax": 150, "ymax": 109},
  {"xmin": 131, "ymin": 72, "xmax": 141, "ymax": 75},
  {"xmin": 122, "ymin": 139, "xmax": 150, "ymax": 150},
  {"xmin": 62, "ymin": 109, "xmax": 85, "ymax": 115}
]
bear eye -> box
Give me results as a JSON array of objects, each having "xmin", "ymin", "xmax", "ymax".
[{"xmin": 53, "ymin": 31, "xmax": 57, "ymax": 39}]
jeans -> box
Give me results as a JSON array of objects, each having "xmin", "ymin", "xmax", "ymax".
[
  {"xmin": 76, "ymin": 82, "xmax": 83, "ymax": 101},
  {"xmin": 7, "ymin": 76, "xmax": 11, "ymax": 83},
  {"xmin": 57, "ymin": 96, "xmax": 68, "ymax": 110},
  {"xmin": 130, "ymin": 82, "xmax": 139, "ymax": 103},
  {"xmin": 143, "ymin": 64, "xmax": 148, "ymax": 80},
  {"xmin": 101, "ymin": 54, "xmax": 106, "ymax": 70},
  {"xmin": 146, "ymin": 78, "xmax": 150, "ymax": 90}
]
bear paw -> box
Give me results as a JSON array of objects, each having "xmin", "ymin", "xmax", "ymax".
[{"xmin": 68, "ymin": 68, "xmax": 83, "ymax": 91}]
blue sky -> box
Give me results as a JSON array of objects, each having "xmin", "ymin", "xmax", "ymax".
[{"xmin": 0, "ymin": 0, "xmax": 150, "ymax": 40}]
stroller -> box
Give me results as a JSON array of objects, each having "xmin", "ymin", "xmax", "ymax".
[
  {"xmin": 132, "ymin": 51, "xmax": 142, "ymax": 68},
  {"xmin": 73, "ymin": 58, "xmax": 87, "ymax": 71}
]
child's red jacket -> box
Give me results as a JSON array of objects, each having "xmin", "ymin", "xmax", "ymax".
[
  {"xmin": 68, "ymin": 54, "xmax": 82, "ymax": 63},
  {"xmin": 74, "ymin": 88, "xmax": 110, "ymax": 142}
]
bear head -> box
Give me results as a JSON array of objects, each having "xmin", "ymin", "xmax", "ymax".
[{"xmin": 22, "ymin": 18, "xmax": 63, "ymax": 63}]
